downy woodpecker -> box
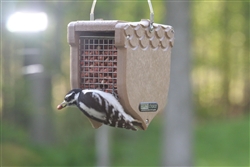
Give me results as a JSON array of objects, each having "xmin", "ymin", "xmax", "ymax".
[{"xmin": 57, "ymin": 89, "xmax": 143, "ymax": 131}]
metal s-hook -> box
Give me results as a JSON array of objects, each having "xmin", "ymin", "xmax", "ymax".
[{"xmin": 90, "ymin": 0, "xmax": 154, "ymax": 31}]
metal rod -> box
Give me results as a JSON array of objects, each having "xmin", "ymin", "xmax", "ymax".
[
  {"xmin": 147, "ymin": 0, "xmax": 154, "ymax": 31},
  {"xmin": 90, "ymin": 0, "xmax": 155, "ymax": 31},
  {"xmin": 90, "ymin": 0, "xmax": 97, "ymax": 20}
]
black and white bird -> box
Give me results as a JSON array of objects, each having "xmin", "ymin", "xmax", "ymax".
[{"xmin": 57, "ymin": 89, "xmax": 144, "ymax": 131}]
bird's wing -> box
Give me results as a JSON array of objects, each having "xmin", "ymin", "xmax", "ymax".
[
  {"xmin": 81, "ymin": 92, "xmax": 107, "ymax": 112},
  {"xmin": 77, "ymin": 92, "xmax": 109, "ymax": 122}
]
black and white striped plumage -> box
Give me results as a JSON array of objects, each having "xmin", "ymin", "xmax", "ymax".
[{"xmin": 57, "ymin": 89, "xmax": 143, "ymax": 131}]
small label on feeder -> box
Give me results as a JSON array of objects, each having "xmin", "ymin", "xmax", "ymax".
[{"xmin": 139, "ymin": 102, "xmax": 158, "ymax": 112}]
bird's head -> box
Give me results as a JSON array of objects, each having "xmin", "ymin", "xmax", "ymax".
[{"xmin": 57, "ymin": 89, "xmax": 81, "ymax": 110}]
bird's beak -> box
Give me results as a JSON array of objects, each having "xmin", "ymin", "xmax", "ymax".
[{"xmin": 57, "ymin": 101, "xmax": 67, "ymax": 110}]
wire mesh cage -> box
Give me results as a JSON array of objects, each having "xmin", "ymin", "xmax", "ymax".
[
  {"xmin": 79, "ymin": 36, "xmax": 118, "ymax": 94},
  {"xmin": 68, "ymin": 1, "xmax": 174, "ymax": 130}
]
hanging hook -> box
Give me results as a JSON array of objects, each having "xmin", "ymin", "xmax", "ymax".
[
  {"xmin": 90, "ymin": 0, "xmax": 154, "ymax": 32},
  {"xmin": 90, "ymin": 0, "xmax": 97, "ymax": 20},
  {"xmin": 147, "ymin": 0, "xmax": 154, "ymax": 32}
]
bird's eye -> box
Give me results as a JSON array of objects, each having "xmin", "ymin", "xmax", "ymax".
[{"xmin": 64, "ymin": 92, "xmax": 75, "ymax": 102}]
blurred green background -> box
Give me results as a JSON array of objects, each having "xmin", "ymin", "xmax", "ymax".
[{"xmin": 1, "ymin": 1, "xmax": 249, "ymax": 167}]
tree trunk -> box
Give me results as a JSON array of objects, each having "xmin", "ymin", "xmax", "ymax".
[{"xmin": 162, "ymin": 1, "xmax": 193, "ymax": 166}]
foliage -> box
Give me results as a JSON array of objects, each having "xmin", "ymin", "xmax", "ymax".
[{"xmin": 192, "ymin": 1, "xmax": 249, "ymax": 118}]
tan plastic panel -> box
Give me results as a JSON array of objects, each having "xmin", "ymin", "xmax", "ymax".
[{"xmin": 115, "ymin": 20, "xmax": 174, "ymax": 129}]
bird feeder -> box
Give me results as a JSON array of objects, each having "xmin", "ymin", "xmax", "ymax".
[{"xmin": 68, "ymin": 0, "xmax": 174, "ymax": 130}]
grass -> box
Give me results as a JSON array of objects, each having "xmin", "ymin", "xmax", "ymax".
[
  {"xmin": 111, "ymin": 116, "xmax": 249, "ymax": 167},
  {"xmin": 195, "ymin": 116, "xmax": 249, "ymax": 166},
  {"xmin": 1, "ymin": 116, "xmax": 249, "ymax": 166}
]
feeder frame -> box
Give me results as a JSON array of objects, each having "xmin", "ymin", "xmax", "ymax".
[{"xmin": 68, "ymin": 0, "xmax": 174, "ymax": 130}]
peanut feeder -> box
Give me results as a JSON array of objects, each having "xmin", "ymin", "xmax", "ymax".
[{"xmin": 68, "ymin": 0, "xmax": 174, "ymax": 130}]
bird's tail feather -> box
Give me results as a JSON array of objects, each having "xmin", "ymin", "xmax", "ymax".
[{"xmin": 132, "ymin": 120, "xmax": 145, "ymax": 130}]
